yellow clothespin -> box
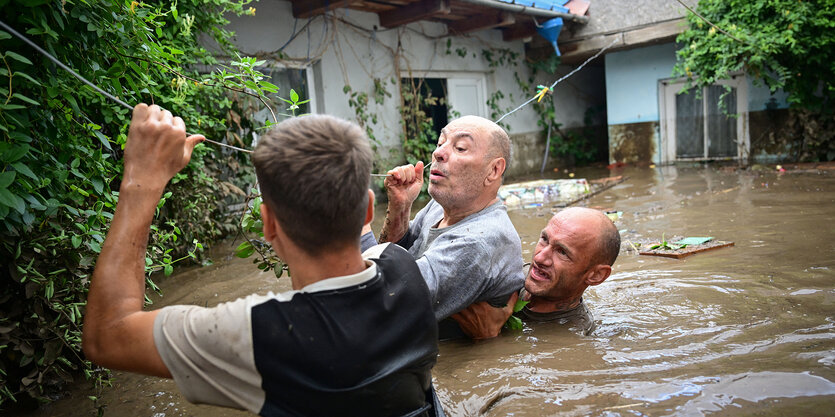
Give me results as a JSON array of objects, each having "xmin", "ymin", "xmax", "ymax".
[{"xmin": 535, "ymin": 85, "xmax": 551, "ymax": 103}]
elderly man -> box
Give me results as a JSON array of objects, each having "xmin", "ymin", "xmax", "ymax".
[
  {"xmin": 83, "ymin": 106, "xmax": 441, "ymax": 416},
  {"xmin": 362, "ymin": 115, "xmax": 525, "ymax": 324},
  {"xmin": 452, "ymin": 207, "xmax": 621, "ymax": 338}
]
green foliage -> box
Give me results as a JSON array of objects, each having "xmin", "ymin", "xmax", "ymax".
[
  {"xmin": 486, "ymin": 90, "xmax": 508, "ymax": 130},
  {"xmin": 234, "ymin": 190, "xmax": 287, "ymax": 278},
  {"xmin": 0, "ymin": 0, "xmax": 268, "ymax": 406},
  {"xmin": 546, "ymin": 107, "xmax": 600, "ymax": 165},
  {"xmin": 400, "ymin": 78, "xmax": 441, "ymax": 186},
  {"xmin": 344, "ymin": 78, "xmax": 390, "ymax": 146},
  {"xmin": 674, "ymin": 0, "xmax": 835, "ymax": 160},
  {"xmin": 649, "ymin": 234, "xmax": 685, "ymax": 251},
  {"xmin": 504, "ymin": 299, "xmax": 529, "ymax": 330},
  {"xmin": 519, "ymin": 59, "xmax": 599, "ymax": 166},
  {"xmin": 675, "ymin": 0, "xmax": 835, "ymax": 111},
  {"xmin": 481, "ymin": 47, "xmax": 520, "ymax": 68}
]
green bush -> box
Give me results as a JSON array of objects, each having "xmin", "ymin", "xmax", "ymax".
[
  {"xmin": 0, "ymin": 0, "xmax": 259, "ymax": 407},
  {"xmin": 674, "ymin": 0, "xmax": 835, "ymax": 161}
]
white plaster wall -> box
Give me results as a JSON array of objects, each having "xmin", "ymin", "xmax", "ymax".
[{"xmin": 218, "ymin": 1, "xmax": 540, "ymax": 167}]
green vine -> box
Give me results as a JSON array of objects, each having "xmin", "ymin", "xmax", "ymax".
[
  {"xmin": 344, "ymin": 78, "xmax": 391, "ymax": 146},
  {"xmin": 400, "ymin": 78, "xmax": 442, "ymax": 192},
  {"xmin": 517, "ymin": 55, "xmax": 598, "ymax": 165}
]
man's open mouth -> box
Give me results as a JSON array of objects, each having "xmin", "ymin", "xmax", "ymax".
[
  {"xmin": 529, "ymin": 263, "xmax": 550, "ymax": 282},
  {"xmin": 429, "ymin": 169, "xmax": 446, "ymax": 180}
]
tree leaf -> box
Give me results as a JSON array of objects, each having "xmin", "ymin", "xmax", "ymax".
[
  {"xmin": 512, "ymin": 299, "xmax": 530, "ymax": 313},
  {"xmin": 0, "ymin": 171, "xmax": 14, "ymax": 188},
  {"xmin": 12, "ymin": 93, "xmax": 39, "ymax": 106},
  {"xmin": 505, "ymin": 315, "xmax": 523, "ymax": 330},
  {"xmin": 0, "ymin": 188, "xmax": 25, "ymax": 213},
  {"xmin": 3, "ymin": 51, "xmax": 32, "ymax": 65},
  {"xmin": 11, "ymin": 162, "xmax": 37, "ymax": 181},
  {"xmin": 13, "ymin": 71, "xmax": 41, "ymax": 86},
  {"xmin": 235, "ymin": 241, "xmax": 255, "ymax": 258},
  {"xmin": 3, "ymin": 144, "xmax": 30, "ymax": 163},
  {"xmin": 0, "ymin": 30, "xmax": 10, "ymax": 40},
  {"xmin": 290, "ymin": 89, "xmax": 299, "ymax": 102}
]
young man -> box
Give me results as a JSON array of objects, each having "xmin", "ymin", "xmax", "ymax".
[
  {"xmin": 452, "ymin": 207, "xmax": 621, "ymax": 338},
  {"xmin": 362, "ymin": 116, "xmax": 525, "ymax": 327},
  {"xmin": 83, "ymin": 105, "xmax": 440, "ymax": 416}
]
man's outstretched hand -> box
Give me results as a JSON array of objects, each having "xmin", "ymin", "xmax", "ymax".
[
  {"xmin": 451, "ymin": 292, "xmax": 519, "ymax": 340},
  {"xmin": 123, "ymin": 104, "xmax": 205, "ymax": 191}
]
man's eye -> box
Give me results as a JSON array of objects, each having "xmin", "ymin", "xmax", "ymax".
[{"xmin": 455, "ymin": 147, "xmax": 466, "ymax": 152}]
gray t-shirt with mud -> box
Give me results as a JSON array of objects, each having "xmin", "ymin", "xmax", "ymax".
[{"xmin": 385, "ymin": 199, "xmax": 525, "ymax": 320}]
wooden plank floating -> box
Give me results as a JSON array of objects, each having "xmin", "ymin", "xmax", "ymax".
[{"xmin": 640, "ymin": 240, "xmax": 735, "ymax": 259}]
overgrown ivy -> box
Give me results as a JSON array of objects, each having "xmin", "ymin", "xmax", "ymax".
[
  {"xmin": 400, "ymin": 78, "xmax": 442, "ymax": 188},
  {"xmin": 0, "ymin": 0, "xmax": 281, "ymax": 409}
]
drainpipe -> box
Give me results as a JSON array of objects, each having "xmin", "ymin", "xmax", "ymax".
[{"xmin": 457, "ymin": 0, "xmax": 589, "ymax": 24}]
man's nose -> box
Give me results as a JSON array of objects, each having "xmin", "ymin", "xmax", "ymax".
[
  {"xmin": 533, "ymin": 245, "xmax": 552, "ymax": 265},
  {"xmin": 432, "ymin": 143, "xmax": 447, "ymax": 162}
]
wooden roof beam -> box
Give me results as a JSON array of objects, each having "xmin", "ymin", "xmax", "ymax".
[
  {"xmin": 447, "ymin": 12, "xmax": 515, "ymax": 35},
  {"xmin": 502, "ymin": 24, "xmax": 537, "ymax": 42},
  {"xmin": 379, "ymin": 0, "xmax": 451, "ymax": 28},
  {"xmin": 292, "ymin": 0, "xmax": 358, "ymax": 19}
]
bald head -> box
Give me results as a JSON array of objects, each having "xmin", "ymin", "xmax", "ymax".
[
  {"xmin": 553, "ymin": 207, "xmax": 621, "ymax": 268},
  {"xmin": 452, "ymin": 116, "xmax": 511, "ymax": 177}
]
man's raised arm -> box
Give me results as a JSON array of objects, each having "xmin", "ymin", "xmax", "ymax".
[
  {"xmin": 82, "ymin": 104, "xmax": 204, "ymax": 377},
  {"xmin": 377, "ymin": 162, "xmax": 424, "ymax": 244}
]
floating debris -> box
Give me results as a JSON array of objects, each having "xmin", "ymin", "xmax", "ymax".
[{"xmin": 640, "ymin": 236, "xmax": 734, "ymax": 259}]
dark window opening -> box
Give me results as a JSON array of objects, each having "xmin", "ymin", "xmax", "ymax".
[{"xmin": 401, "ymin": 77, "xmax": 448, "ymax": 139}]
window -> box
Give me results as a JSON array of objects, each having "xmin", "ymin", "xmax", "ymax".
[
  {"xmin": 401, "ymin": 77, "xmax": 449, "ymax": 139},
  {"xmin": 252, "ymin": 65, "xmax": 314, "ymax": 125},
  {"xmin": 659, "ymin": 75, "xmax": 749, "ymax": 162}
]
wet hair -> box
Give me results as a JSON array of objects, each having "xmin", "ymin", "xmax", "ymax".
[{"xmin": 252, "ymin": 115, "xmax": 372, "ymax": 255}]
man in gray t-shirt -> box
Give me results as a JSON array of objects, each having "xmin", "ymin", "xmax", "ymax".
[{"xmin": 362, "ymin": 116, "xmax": 525, "ymax": 327}]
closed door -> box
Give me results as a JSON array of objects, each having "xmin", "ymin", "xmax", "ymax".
[{"xmin": 446, "ymin": 77, "xmax": 487, "ymax": 119}]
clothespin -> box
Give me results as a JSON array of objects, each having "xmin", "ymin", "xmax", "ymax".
[{"xmin": 535, "ymin": 85, "xmax": 551, "ymax": 103}]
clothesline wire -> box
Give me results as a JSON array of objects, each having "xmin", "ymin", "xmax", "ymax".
[{"xmin": 495, "ymin": 37, "xmax": 620, "ymax": 124}]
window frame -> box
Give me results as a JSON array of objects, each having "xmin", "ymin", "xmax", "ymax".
[{"xmin": 658, "ymin": 73, "xmax": 749, "ymax": 163}]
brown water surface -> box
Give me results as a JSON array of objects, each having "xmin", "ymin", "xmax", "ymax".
[{"xmin": 27, "ymin": 166, "xmax": 835, "ymax": 416}]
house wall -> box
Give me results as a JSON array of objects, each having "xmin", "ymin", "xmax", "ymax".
[
  {"xmin": 604, "ymin": 42, "xmax": 677, "ymax": 164},
  {"xmin": 562, "ymin": 0, "xmax": 689, "ymax": 41},
  {"xmin": 218, "ymin": 1, "xmax": 547, "ymax": 177},
  {"xmin": 604, "ymin": 41, "xmax": 790, "ymax": 164},
  {"xmin": 527, "ymin": 63, "xmax": 609, "ymax": 169}
]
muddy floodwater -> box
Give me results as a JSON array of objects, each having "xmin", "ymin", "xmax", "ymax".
[{"xmin": 26, "ymin": 165, "xmax": 834, "ymax": 416}]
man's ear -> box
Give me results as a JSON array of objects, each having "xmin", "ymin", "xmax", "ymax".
[
  {"xmin": 484, "ymin": 157, "xmax": 506, "ymax": 186},
  {"xmin": 364, "ymin": 189, "xmax": 375, "ymax": 226},
  {"xmin": 585, "ymin": 264, "xmax": 612, "ymax": 286},
  {"xmin": 260, "ymin": 203, "xmax": 278, "ymax": 242}
]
